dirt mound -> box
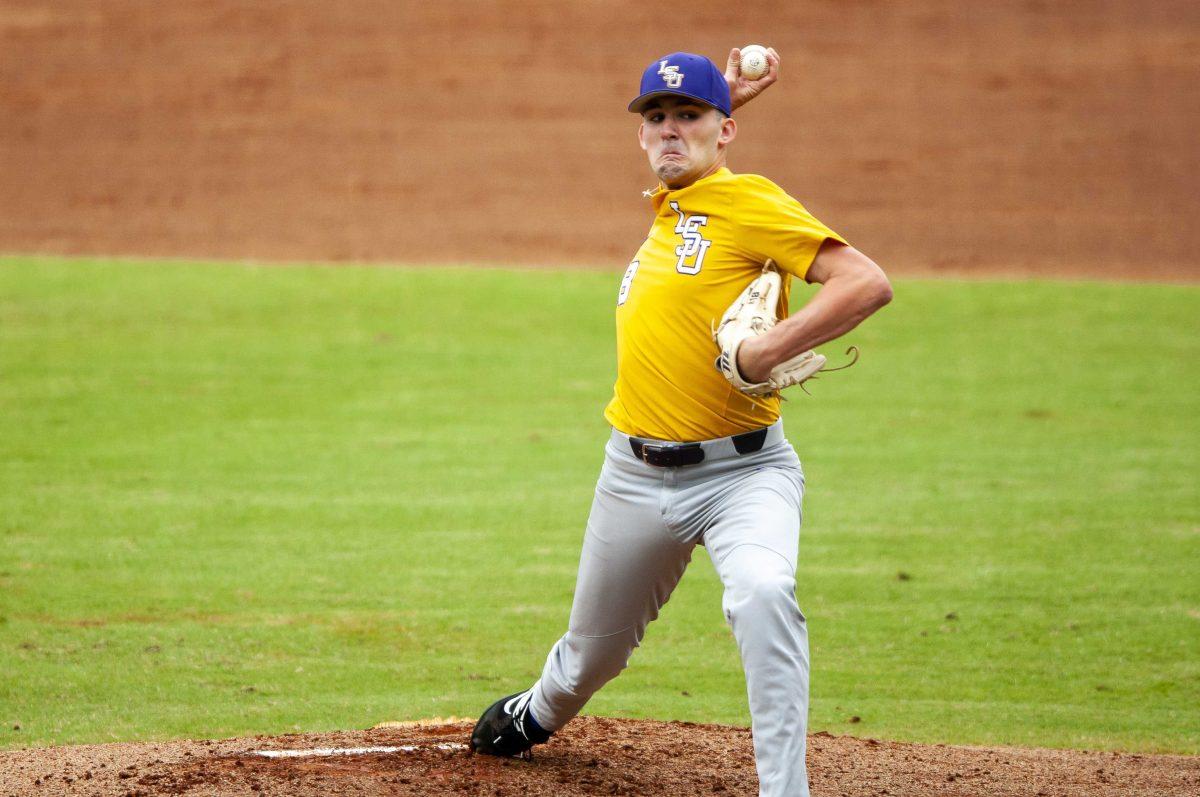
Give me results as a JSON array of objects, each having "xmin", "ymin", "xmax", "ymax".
[
  {"xmin": 2, "ymin": 2, "xmax": 1198, "ymax": 279},
  {"xmin": 2, "ymin": 717, "xmax": 1196, "ymax": 796}
]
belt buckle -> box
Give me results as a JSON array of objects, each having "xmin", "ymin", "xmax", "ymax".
[{"xmin": 640, "ymin": 443, "xmax": 665, "ymax": 464}]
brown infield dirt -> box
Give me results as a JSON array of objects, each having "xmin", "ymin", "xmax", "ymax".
[{"xmin": 2, "ymin": 718, "xmax": 1198, "ymax": 797}]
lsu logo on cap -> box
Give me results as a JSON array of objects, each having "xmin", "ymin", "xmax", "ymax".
[{"xmin": 657, "ymin": 60, "xmax": 683, "ymax": 88}]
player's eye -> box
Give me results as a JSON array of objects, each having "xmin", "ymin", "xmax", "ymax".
[{"xmin": 647, "ymin": 113, "xmax": 664, "ymax": 123}]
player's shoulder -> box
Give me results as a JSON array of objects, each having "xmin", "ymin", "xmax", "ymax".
[
  {"xmin": 726, "ymin": 172, "xmax": 785, "ymax": 191},
  {"xmin": 725, "ymin": 172, "xmax": 798, "ymax": 203},
  {"xmin": 723, "ymin": 172, "xmax": 810, "ymax": 215}
]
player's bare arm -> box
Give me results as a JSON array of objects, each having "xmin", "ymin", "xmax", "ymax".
[{"xmin": 736, "ymin": 242, "xmax": 892, "ymax": 383}]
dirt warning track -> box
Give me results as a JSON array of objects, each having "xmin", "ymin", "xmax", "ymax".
[
  {"xmin": 2, "ymin": 718, "xmax": 1197, "ymax": 797},
  {"xmin": 2, "ymin": 1, "xmax": 1198, "ymax": 279}
]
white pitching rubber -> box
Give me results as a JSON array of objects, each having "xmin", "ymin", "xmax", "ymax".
[{"xmin": 252, "ymin": 742, "xmax": 469, "ymax": 758}]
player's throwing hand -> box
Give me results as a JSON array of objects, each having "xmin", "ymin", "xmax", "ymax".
[{"xmin": 725, "ymin": 46, "xmax": 780, "ymax": 111}]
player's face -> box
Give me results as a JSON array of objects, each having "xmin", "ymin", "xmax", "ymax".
[{"xmin": 638, "ymin": 98, "xmax": 736, "ymax": 189}]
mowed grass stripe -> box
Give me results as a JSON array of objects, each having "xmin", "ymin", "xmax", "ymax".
[{"xmin": 0, "ymin": 256, "xmax": 1196, "ymax": 753}]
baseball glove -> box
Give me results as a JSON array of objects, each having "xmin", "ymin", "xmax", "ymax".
[{"xmin": 712, "ymin": 261, "xmax": 858, "ymax": 396}]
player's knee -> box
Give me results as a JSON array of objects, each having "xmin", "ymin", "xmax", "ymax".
[
  {"xmin": 724, "ymin": 568, "xmax": 799, "ymax": 624},
  {"xmin": 745, "ymin": 571, "xmax": 797, "ymax": 608}
]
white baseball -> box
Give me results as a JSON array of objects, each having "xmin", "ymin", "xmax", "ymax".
[{"xmin": 739, "ymin": 45, "xmax": 770, "ymax": 80}]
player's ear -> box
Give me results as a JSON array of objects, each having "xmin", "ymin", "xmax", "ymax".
[
  {"xmin": 637, "ymin": 121, "xmax": 648, "ymax": 151},
  {"xmin": 718, "ymin": 115, "xmax": 737, "ymax": 146}
]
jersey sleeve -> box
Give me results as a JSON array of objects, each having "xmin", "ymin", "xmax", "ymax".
[{"xmin": 732, "ymin": 175, "xmax": 847, "ymax": 280}]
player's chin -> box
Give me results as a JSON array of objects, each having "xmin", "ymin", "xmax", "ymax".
[{"xmin": 654, "ymin": 158, "xmax": 690, "ymax": 182}]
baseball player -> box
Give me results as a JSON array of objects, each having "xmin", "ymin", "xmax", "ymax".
[{"xmin": 471, "ymin": 48, "xmax": 892, "ymax": 797}]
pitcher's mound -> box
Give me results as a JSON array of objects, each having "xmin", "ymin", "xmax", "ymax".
[{"xmin": 2, "ymin": 716, "xmax": 1197, "ymax": 796}]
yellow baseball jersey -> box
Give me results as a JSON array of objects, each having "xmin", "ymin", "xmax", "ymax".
[{"xmin": 603, "ymin": 167, "xmax": 846, "ymax": 442}]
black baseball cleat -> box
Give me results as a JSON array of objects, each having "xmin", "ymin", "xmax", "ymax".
[{"xmin": 470, "ymin": 690, "xmax": 552, "ymax": 757}]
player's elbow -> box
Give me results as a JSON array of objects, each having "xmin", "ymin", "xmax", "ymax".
[
  {"xmin": 860, "ymin": 267, "xmax": 893, "ymax": 312},
  {"xmin": 873, "ymin": 273, "xmax": 893, "ymax": 309}
]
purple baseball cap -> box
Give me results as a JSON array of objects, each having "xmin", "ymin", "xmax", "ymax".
[{"xmin": 628, "ymin": 52, "xmax": 732, "ymax": 117}]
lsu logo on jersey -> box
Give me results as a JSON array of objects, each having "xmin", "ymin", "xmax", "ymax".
[
  {"xmin": 657, "ymin": 60, "xmax": 683, "ymax": 88},
  {"xmin": 670, "ymin": 201, "xmax": 711, "ymax": 275}
]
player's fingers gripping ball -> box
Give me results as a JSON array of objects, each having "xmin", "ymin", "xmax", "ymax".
[{"xmin": 712, "ymin": 262, "xmax": 827, "ymax": 396}]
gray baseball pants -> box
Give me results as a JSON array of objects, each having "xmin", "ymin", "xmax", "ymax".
[{"xmin": 528, "ymin": 420, "xmax": 811, "ymax": 797}]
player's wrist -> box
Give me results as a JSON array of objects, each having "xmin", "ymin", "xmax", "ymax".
[{"xmin": 735, "ymin": 335, "xmax": 772, "ymax": 383}]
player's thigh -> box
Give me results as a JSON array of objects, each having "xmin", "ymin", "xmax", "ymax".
[
  {"xmin": 568, "ymin": 458, "xmax": 694, "ymax": 637},
  {"xmin": 703, "ymin": 459, "xmax": 804, "ymax": 574}
]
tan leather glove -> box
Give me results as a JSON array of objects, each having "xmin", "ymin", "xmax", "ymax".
[{"xmin": 713, "ymin": 261, "xmax": 856, "ymax": 396}]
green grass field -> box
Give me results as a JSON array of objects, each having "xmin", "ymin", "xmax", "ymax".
[{"xmin": 1, "ymin": 256, "xmax": 1197, "ymax": 754}]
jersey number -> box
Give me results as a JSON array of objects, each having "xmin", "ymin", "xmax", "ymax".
[
  {"xmin": 670, "ymin": 201, "xmax": 711, "ymax": 275},
  {"xmin": 617, "ymin": 259, "xmax": 639, "ymax": 305}
]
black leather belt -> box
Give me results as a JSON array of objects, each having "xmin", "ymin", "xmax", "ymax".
[{"xmin": 629, "ymin": 427, "xmax": 769, "ymax": 468}]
